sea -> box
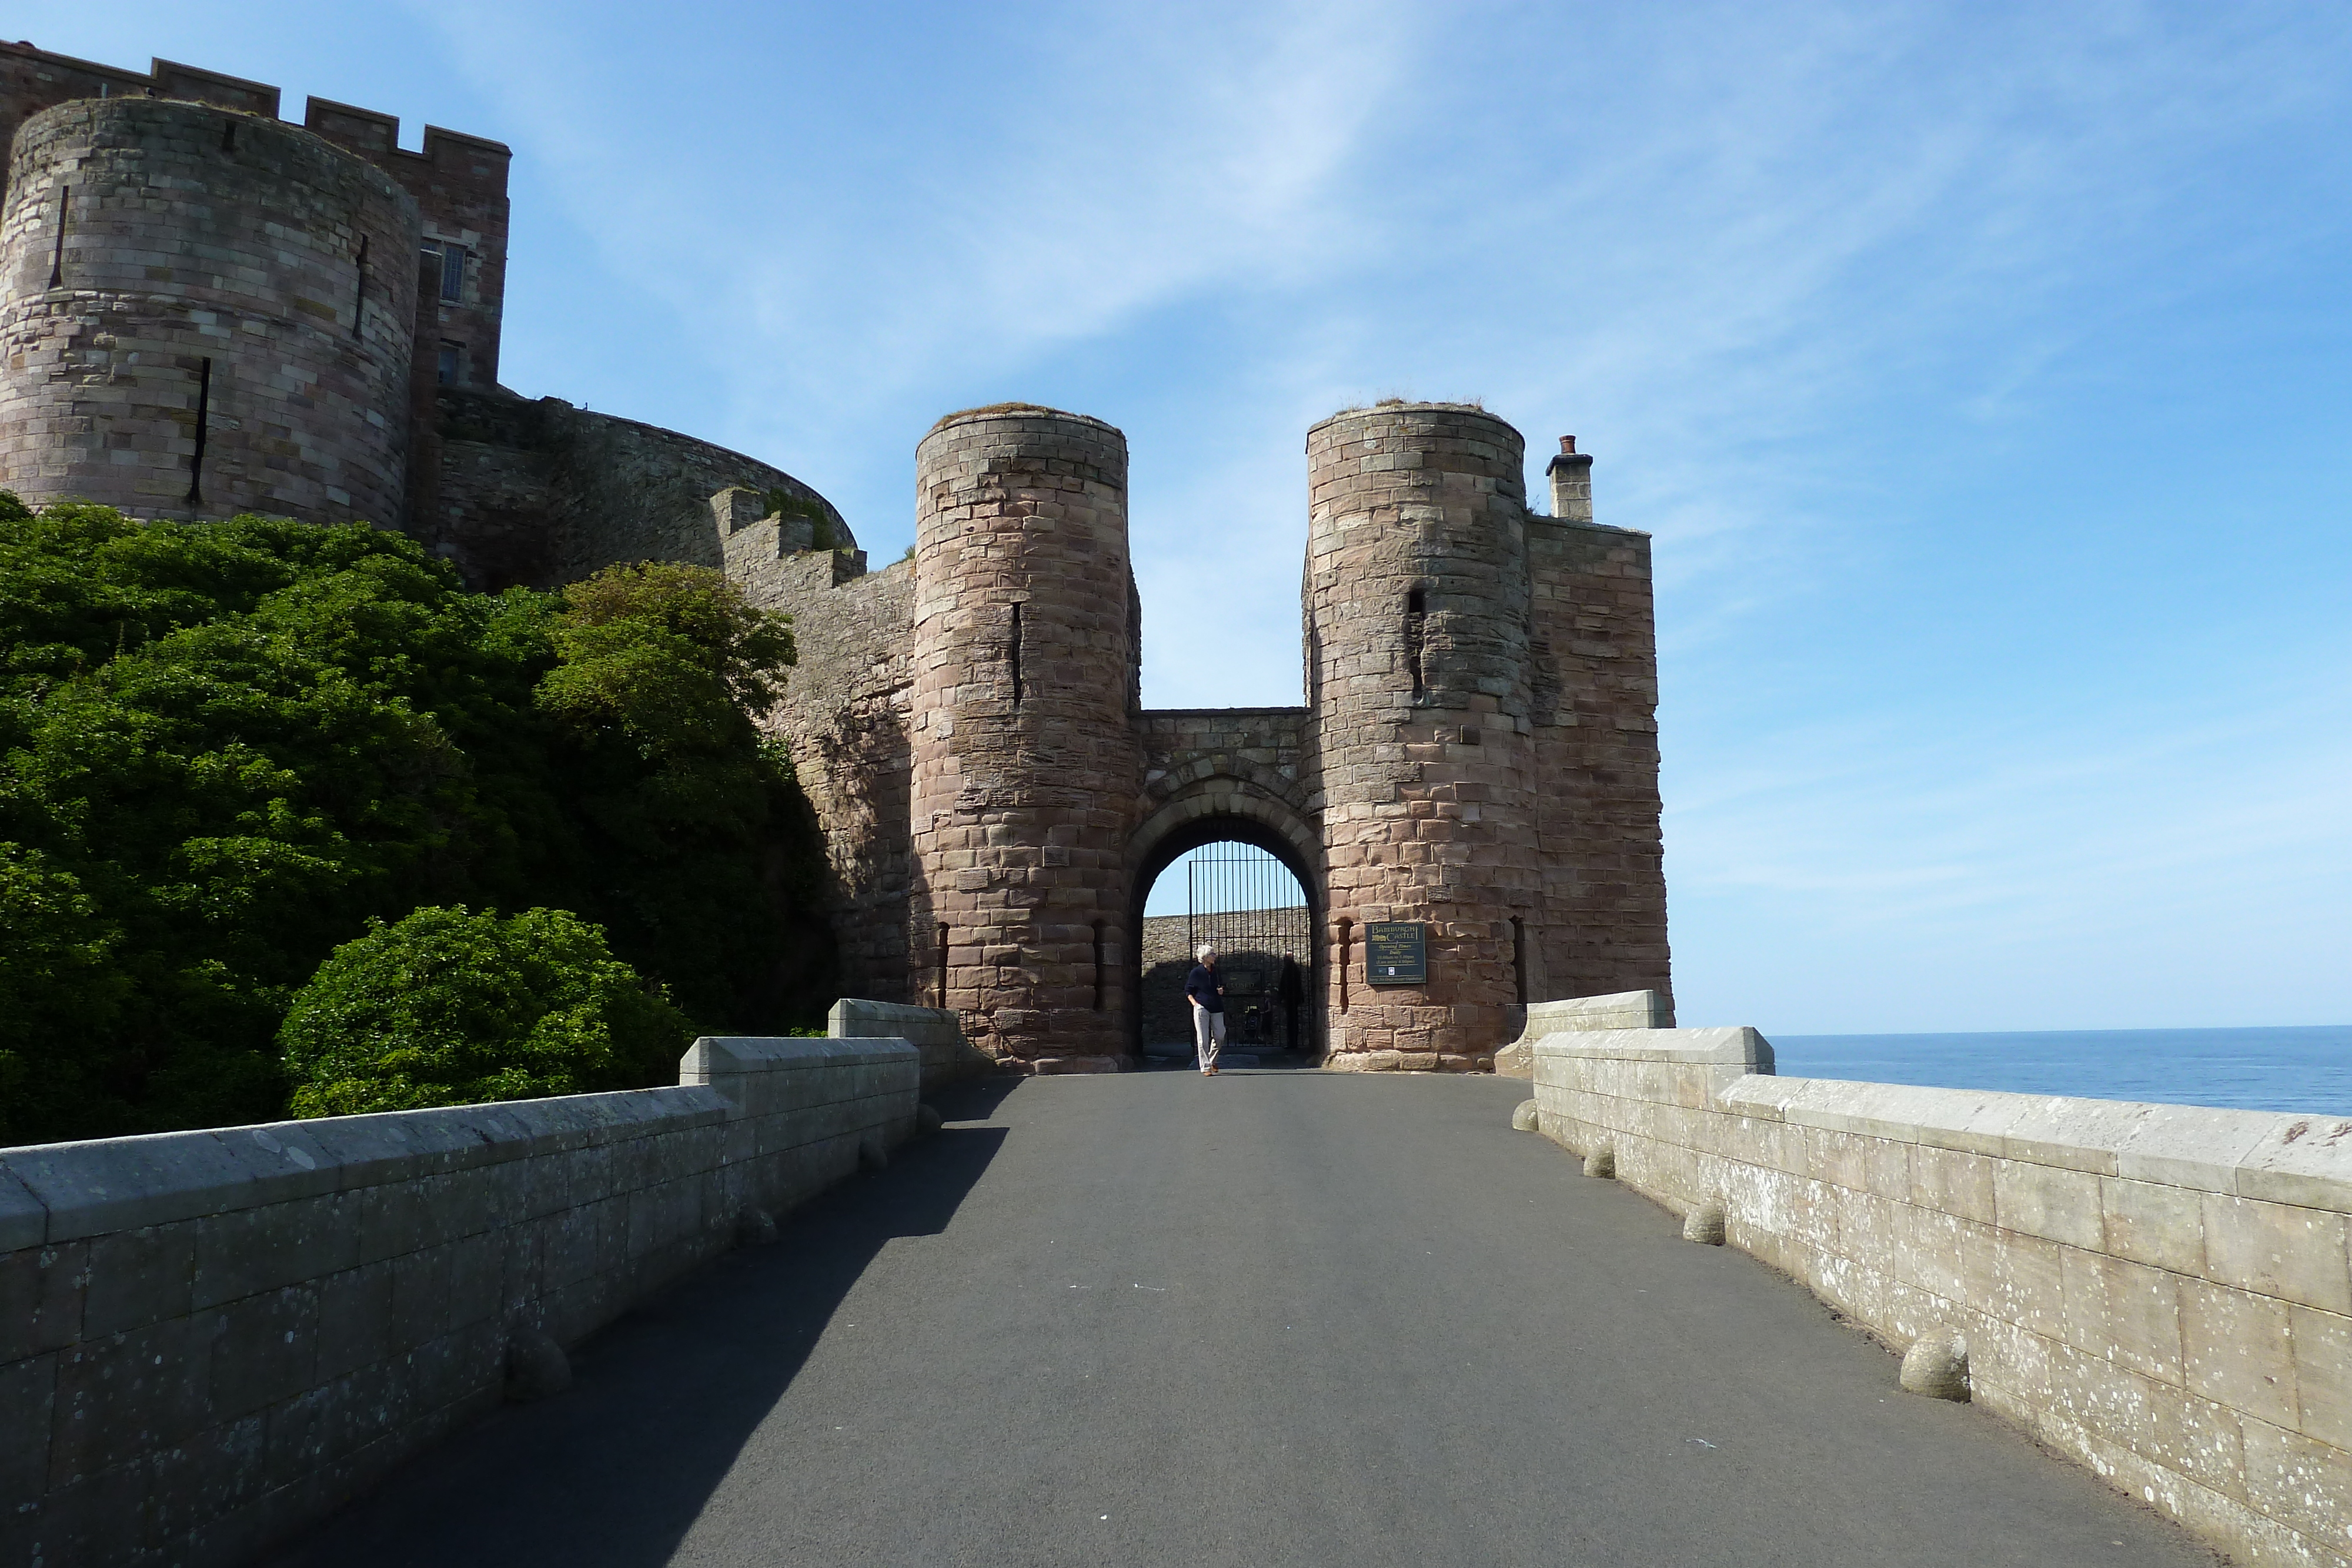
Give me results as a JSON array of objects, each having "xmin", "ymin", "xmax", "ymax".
[{"xmin": 1766, "ymin": 1026, "xmax": 2352, "ymax": 1119}]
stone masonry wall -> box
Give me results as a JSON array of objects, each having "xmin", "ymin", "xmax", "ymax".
[
  {"xmin": 300, "ymin": 99, "xmax": 510, "ymax": 392},
  {"xmin": 729, "ymin": 502, "xmax": 918, "ymax": 1008},
  {"xmin": 1304, "ymin": 404, "xmax": 1538, "ymax": 1071},
  {"xmin": 827, "ymin": 998, "xmax": 990, "ymax": 1093},
  {"xmin": 0, "ymin": 1034, "xmax": 920, "ymax": 1568},
  {"xmin": 1531, "ymin": 439, "xmax": 1673, "ymax": 1011},
  {"xmin": 0, "ymin": 48, "xmax": 284, "ymax": 215},
  {"xmin": 427, "ymin": 388, "xmax": 851, "ymax": 590},
  {"xmin": 1491, "ymin": 988, "xmax": 1672, "ymax": 1076},
  {"xmin": 0, "ymin": 98, "xmax": 419, "ymax": 526},
  {"xmin": 1522, "ymin": 1019, "xmax": 2352, "ymax": 1568},
  {"xmin": 908, "ymin": 406, "xmax": 1141, "ymax": 1072},
  {"xmin": 1137, "ymin": 707, "xmax": 1316, "ymax": 834},
  {"xmin": 0, "ymin": 41, "xmax": 513, "ymax": 393}
]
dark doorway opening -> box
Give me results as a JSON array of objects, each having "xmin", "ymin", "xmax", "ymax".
[{"xmin": 1130, "ymin": 827, "xmax": 1321, "ymax": 1069}]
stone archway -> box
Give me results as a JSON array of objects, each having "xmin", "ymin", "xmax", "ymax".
[{"xmin": 1126, "ymin": 777, "xmax": 1325, "ymax": 1062}]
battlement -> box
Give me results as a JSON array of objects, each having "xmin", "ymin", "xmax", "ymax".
[
  {"xmin": 0, "ymin": 42, "xmax": 513, "ymax": 176},
  {"xmin": 0, "ymin": 38, "xmax": 510, "ymax": 387},
  {"xmin": 301, "ymin": 96, "xmax": 511, "ymax": 193}
]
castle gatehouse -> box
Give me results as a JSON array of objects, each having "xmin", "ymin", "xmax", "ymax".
[
  {"xmin": 746, "ymin": 402, "xmax": 1674, "ymax": 1073},
  {"xmin": 0, "ymin": 44, "xmax": 1672, "ymax": 1072}
]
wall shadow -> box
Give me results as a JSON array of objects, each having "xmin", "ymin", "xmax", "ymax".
[{"xmin": 260, "ymin": 1075, "xmax": 1020, "ymax": 1568}]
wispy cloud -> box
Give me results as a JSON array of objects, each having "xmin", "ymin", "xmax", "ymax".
[{"xmin": 40, "ymin": 0, "xmax": 2344, "ymax": 1028}]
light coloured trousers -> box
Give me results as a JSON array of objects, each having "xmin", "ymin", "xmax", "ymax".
[{"xmin": 1192, "ymin": 1005, "xmax": 1227, "ymax": 1069}]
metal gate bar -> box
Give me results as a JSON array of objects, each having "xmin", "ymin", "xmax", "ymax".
[{"xmin": 1184, "ymin": 844, "xmax": 1311, "ymax": 1051}]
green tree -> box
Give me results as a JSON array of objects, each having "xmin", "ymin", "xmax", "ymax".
[
  {"xmin": 0, "ymin": 845, "xmax": 129, "ymax": 1145},
  {"xmin": 532, "ymin": 561, "xmax": 829, "ymax": 1029},
  {"xmin": 280, "ymin": 905, "xmax": 696, "ymax": 1116},
  {"xmin": 0, "ymin": 498, "xmax": 837, "ymax": 1143}
]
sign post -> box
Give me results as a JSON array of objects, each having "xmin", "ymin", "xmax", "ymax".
[{"xmin": 1364, "ymin": 922, "xmax": 1427, "ymax": 986}]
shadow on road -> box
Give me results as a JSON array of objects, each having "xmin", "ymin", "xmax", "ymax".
[{"xmin": 263, "ymin": 1075, "xmax": 1021, "ymax": 1568}]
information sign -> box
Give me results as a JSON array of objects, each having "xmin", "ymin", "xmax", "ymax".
[{"xmin": 1364, "ymin": 922, "xmax": 1427, "ymax": 985}]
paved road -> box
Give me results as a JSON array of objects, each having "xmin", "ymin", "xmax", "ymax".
[{"xmin": 270, "ymin": 1069, "xmax": 2218, "ymax": 1567}]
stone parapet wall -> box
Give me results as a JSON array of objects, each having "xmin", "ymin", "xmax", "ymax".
[
  {"xmin": 0, "ymin": 98, "xmax": 419, "ymax": 527},
  {"xmin": 427, "ymin": 388, "xmax": 851, "ymax": 590},
  {"xmin": 1523, "ymin": 1025, "xmax": 2352, "ymax": 1568},
  {"xmin": 1491, "ymin": 988, "xmax": 1672, "ymax": 1076},
  {"xmin": 0, "ymin": 1035, "xmax": 917, "ymax": 1568},
  {"xmin": 828, "ymin": 999, "xmax": 988, "ymax": 1092}
]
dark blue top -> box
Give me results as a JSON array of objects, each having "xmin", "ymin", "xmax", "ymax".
[{"xmin": 1185, "ymin": 964, "xmax": 1224, "ymax": 1013}]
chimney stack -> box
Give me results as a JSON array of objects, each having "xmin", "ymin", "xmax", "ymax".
[{"xmin": 1545, "ymin": 434, "xmax": 1593, "ymax": 522}]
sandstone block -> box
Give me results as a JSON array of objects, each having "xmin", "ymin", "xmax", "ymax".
[{"xmin": 2179, "ymin": 1277, "xmax": 2298, "ymax": 1430}]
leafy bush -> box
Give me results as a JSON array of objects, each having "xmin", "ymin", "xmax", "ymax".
[
  {"xmin": 281, "ymin": 905, "xmax": 696, "ymax": 1116},
  {"xmin": 0, "ymin": 496, "xmax": 836, "ymax": 1143},
  {"xmin": 0, "ymin": 844, "xmax": 130, "ymax": 1146}
]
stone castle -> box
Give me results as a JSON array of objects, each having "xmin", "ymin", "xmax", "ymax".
[{"xmin": 0, "ymin": 44, "xmax": 1673, "ymax": 1072}]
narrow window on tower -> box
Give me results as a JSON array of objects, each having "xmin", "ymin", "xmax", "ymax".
[
  {"xmin": 1337, "ymin": 919, "xmax": 1353, "ymax": 1013},
  {"xmin": 1511, "ymin": 916, "xmax": 1528, "ymax": 1006},
  {"xmin": 936, "ymin": 924, "xmax": 951, "ymax": 1009},
  {"xmin": 1405, "ymin": 587, "xmax": 1427, "ymax": 697},
  {"xmin": 47, "ymin": 184, "xmax": 69, "ymax": 289},
  {"xmin": 1092, "ymin": 920, "xmax": 1106, "ymax": 1012},
  {"xmin": 350, "ymin": 235, "xmax": 369, "ymax": 339},
  {"xmin": 185, "ymin": 357, "xmax": 213, "ymax": 508},
  {"xmin": 440, "ymin": 243, "xmax": 465, "ymax": 303},
  {"xmin": 437, "ymin": 342, "xmax": 463, "ymax": 386},
  {"xmin": 220, "ymin": 119, "xmax": 236, "ymax": 153},
  {"xmin": 1008, "ymin": 603, "xmax": 1024, "ymax": 708}
]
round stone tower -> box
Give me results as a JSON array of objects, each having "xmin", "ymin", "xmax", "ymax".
[
  {"xmin": 1304, "ymin": 402, "xmax": 1540, "ymax": 1069},
  {"xmin": 908, "ymin": 406, "xmax": 1140, "ymax": 1072},
  {"xmin": 0, "ymin": 98, "xmax": 419, "ymax": 526}
]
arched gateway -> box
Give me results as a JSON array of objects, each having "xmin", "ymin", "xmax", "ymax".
[{"xmin": 749, "ymin": 403, "xmax": 1674, "ymax": 1074}]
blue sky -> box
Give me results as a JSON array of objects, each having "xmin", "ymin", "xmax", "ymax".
[{"xmin": 23, "ymin": 2, "xmax": 2351, "ymax": 1034}]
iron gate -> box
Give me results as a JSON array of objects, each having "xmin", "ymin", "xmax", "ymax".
[{"xmin": 1183, "ymin": 844, "xmax": 1313, "ymax": 1052}]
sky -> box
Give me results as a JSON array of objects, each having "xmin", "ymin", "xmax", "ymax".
[{"xmin": 20, "ymin": 1, "xmax": 2351, "ymax": 1035}]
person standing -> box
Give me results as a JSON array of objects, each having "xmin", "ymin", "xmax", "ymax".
[{"xmin": 1186, "ymin": 944, "xmax": 1227, "ymax": 1075}]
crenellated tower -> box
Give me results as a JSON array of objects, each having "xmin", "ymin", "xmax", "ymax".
[
  {"xmin": 0, "ymin": 98, "xmax": 419, "ymax": 526},
  {"xmin": 906, "ymin": 406, "xmax": 1142, "ymax": 1071}
]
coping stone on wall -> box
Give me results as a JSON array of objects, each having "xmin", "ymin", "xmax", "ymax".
[
  {"xmin": 830, "ymin": 998, "xmax": 994, "ymax": 1091},
  {"xmin": 1493, "ymin": 989, "xmax": 1675, "ymax": 1077},
  {"xmin": 0, "ymin": 1165, "xmax": 44, "ymax": 1251},
  {"xmin": 1715, "ymin": 1075, "xmax": 2352, "ymax": 1212}
]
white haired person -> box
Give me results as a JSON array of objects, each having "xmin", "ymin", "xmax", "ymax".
[{"xmin": 1185, "ymin": 944, "xmax": 1227, "ymax": 1075}]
